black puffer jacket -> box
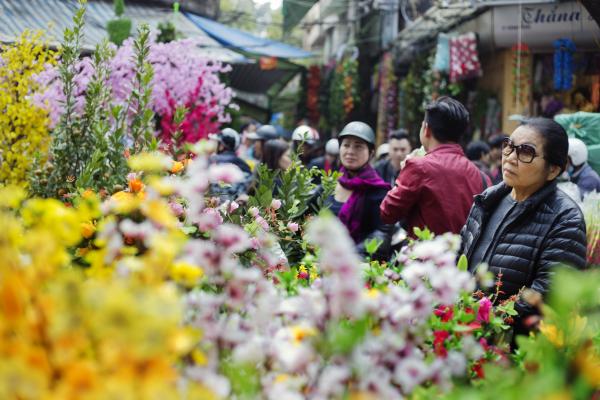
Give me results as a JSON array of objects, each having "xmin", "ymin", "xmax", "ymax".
[{"xmin": 460, "ymin": 180, "xmax": 587, "ymax": 315}]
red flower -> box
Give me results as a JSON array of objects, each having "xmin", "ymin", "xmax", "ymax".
[
  {"xmin": 471, "ymin": 360, "xmax": 485, "ymax": 379},
  {"xmin": 434, "ymin": 305, "xmax": 454, "ymax": 322},
  {"xmin": 433, "ymin": 330, "xmax": 450, "ymax": 358},
  {"xmin": 297, "ymin": 271, "xmax": 309, "ymax": 280}
]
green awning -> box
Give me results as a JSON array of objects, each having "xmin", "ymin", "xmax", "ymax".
[{"xmin": 282, "ymin": 0, "xmax": 318, "ymax": 32}]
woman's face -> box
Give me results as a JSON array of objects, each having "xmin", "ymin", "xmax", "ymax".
[
  {"xmin": 502, "ymin": 126, "xmax": 558, "ymax": 191},
  {"xmin": 340, "ymin": 137, "xmax": 371, "ymax": 171},
  {"xmin": 278, "ymin": 149, "xmax": 292, "ymax": 170}
]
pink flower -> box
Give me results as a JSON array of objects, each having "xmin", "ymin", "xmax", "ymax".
[
  {"xmin": 228, "ymin": 201, "xmax": 239, "ymax": 214},
  {"xmin": 477, "ymin": 297, "xmax": 492, "ymax": 323},
  {"xmin": 197, "ymin": 208, "xmax": 223, "ymax": 232},
  {"xmin": 270, "ymin": 199, "xmax": 282, "ymax": 210},
  {"xmin": 214, "ymin": 224, "xmax": 251, "ymax": 253},
  {"xmin": 287, "ymin": 222, "xmax": 299, "ymax": 232},
  {"xmin": 256, "ymin": 216, "xmax": 270, "ymax": 231},
  {"xmin": 249, "ymin": 207, "xmax": 260, "ymax": 218},
  {"xmin": 169, "ymin": 201, "xmax": 185, "ymax": 217}
]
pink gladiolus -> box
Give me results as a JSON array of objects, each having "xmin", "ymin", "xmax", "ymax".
[
  {"xmin": 287, "ymin": 222, "xmax": 299, "ymax": 232},
  {"xmin": 477, "ymin": 297, "xmax": 492, "ymax": 323}
]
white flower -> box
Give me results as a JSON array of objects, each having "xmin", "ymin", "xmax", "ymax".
[
  {"xmin": 393, "ymin": 356, "xmax": 430, "ymax": 394},
  {"xmin": 209, "ymin": 163, "xmax": 244, "ymax": 184},
  {"xmin": 214, "ymin": 224, "xmax": 251, "ymax": 253},
  {"xmin": 270, "ymin": 198, "xmax": 282, "ymax": 210},
  {"xmin": 232, "ymin": 335, "xmax": 266, "ymax": 365}
]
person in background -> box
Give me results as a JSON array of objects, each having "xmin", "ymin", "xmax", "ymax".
[
  {"xmin": 375, "ymin": 130, "xmax": 412, "ymax": 187},
  {"xmin": 247, "ymin": 125, "xmax": 279, "ymax": 162},
  {"xmin": 308, "ymin": 138, "xmax": 340, "ymax": 173},
  {"xmin": 327, "ymin": 121, "xmax": 392, "ymax": 260},
  {"xmin": 210, "ymin": 128, "xmax": 251, "ymax": 174},
  {"xmin": 291, "ymin": 125, "xmax": 320, "ymax": 165},
  {"xmin": 262, "ymin": 139, "xmax": 292, "ymax": 172},
  {"xmin": 487, "ymin": 134, "xmax": 507, "ymax": 184},
  {"xmin": 238, "ymin": 120, "xmax": 258, "ymax": 160},
  {"xmin": 567, "ymin": 138, "xmax": 600, "ymax": 196},
  {"xmin": 375, "ymin": 143, "xmax": 390, "ymax": 163},
  {"xmin": 380, "ymin": 96, "xmax": 490, "ymax": 236},
  {"xmin": 466, "ymin": 140, "xmax": 494, "ymax": 181},
  {"xmin": 209, "ymin": 128, "xmax": 252, "ymax": 201},
  {"xmin": 460, "ymin": 118, "xmax": 587, "ymax": 329}
]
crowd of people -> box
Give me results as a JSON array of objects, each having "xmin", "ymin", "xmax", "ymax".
[{"xmin": 209, "ymin": 96, "xmax": 599, "ymax": 329}]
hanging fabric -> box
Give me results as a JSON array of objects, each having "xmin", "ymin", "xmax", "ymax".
[
  {"xmin": 511, "ymin": 43, "xmax": 531, "ymax": 108},
  {"xmin": 591, "ymin": 75, "xmax": 600, "ymax": 111},
  {"xmin": 449, "ymin": 32, "xmax": 481, "ymax": 83},
  {"xmin": 553, "ymin": 38, "xmax": 576, "ymax": 91},
  {"xmin": 433, "ymin": 33, "xmax": 450, "ymax": 72}
]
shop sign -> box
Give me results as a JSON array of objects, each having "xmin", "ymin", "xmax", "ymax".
[{"xmin": 493, "ymin": 2, "xmax": 600, "ymax": 48}]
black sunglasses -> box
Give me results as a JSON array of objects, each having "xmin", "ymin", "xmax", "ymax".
[{"xmin": 501, "ymin": 138, "xmax": 542, "ymax": 164}]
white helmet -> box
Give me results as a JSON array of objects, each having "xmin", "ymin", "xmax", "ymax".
[
  {"xmin": 325, "ymin": 138, "xmax": 339, "ymax": 155},
  {"xmin": 292, "ymin": 125, "xmax": 319, "ymax": 143},
  {"xmin": 376, "ymin": 143, "xmax": 390, "ymax": 159},
  {"xmin": 568, "ymin": 138, "xmax": 588, "ymax": 166}
]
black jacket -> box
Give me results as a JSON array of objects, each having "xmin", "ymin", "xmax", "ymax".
[
  {"xmin": 460, "ymin": 181, "xmax": 587, "ymax": 315},
  {"xmin": 327, "ymin": 187, "xmax": 393, "ymax": 261},
  {"xmin": 211, "ymin": 151, "xmax": 251, "ymax": 174}
]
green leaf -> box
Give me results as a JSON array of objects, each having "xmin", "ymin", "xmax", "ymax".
[
  {"xmin": 364, "ymin": 238, "xmax": 382, "ymax": 257},
  {"xmin": 457, "ymin": 254, "xmax": 469, "ymax": 271}
]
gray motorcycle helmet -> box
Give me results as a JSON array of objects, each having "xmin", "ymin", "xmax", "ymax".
[
  {"xmin": 255, "ymin": 124, "xmax": 279, "ymax": 141},
  {"xmin": 337, "ymin": 121, "xmax": 376, "ymax": 147}
]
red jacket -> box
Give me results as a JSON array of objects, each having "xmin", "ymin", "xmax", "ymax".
[{"xmin": 380, "ymin": 144, "xmax": 490, "ymax": 236}]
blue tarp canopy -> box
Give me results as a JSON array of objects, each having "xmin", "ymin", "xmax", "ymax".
[{"xmin": 185, "ymin": 12, "xmax": 313, "ymax": 59}]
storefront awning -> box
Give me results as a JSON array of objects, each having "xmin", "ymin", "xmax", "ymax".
[
  {"xmin": 0, "ymin": 0, "xmax": 246, "ymax": 63},
  {"xmin": 185, "ymin": 12, "xmax": 314, "ymax": 59},
  {"xmin": 393, "ymin": 2, "xmax": 484, "ymax": 64}
]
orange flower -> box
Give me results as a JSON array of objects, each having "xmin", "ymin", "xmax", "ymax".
[
  {"xmin": 170, "ymin": 161, "xmax": 184, "ymax": 174},
  {"xmin": 128, "ymin": 178, "xmax": 144, "ymax": 193},
  {"xmin": 81, "ymin": 221, "xmax": 96, "ymax": 239}
]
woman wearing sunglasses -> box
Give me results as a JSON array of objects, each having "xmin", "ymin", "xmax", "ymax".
[{"xmin": 459, "ymin": 118, "xmax": 587, "ymax": 327}]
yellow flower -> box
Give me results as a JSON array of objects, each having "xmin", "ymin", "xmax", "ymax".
[
  {"xmin": 142, "ymin": 199, "xmax": 178, "ymax": 228},
  {"xmin": 80, "ymin": 221, "xmax": 96, "ymax": 239},
  {"xmin": 290, "ymin": 325, "xmax": 317, "ymax": 345},
  {"xmin": 539, "ymin": 320, "xmax": 564, "ymax": 348},
  {"xmin": 128, "ymin": 152, "xmax": 172, "ymax": 172},
  {"xmin": 170, "ymin": 261, "xmax": 204, "ymax": 288},
  {"xmin": 192, "ymin": 348, "xmax": 208, "ymax": 366}
]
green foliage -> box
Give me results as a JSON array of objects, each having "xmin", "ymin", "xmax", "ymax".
[
  {"xmin": 32, "ymin": 3, "xmax": 87, "ymax": 197},
  {"xmin": 127, "ymin": 24, "xmax": 155, "ymax": 154},
  {"xmin": 32, "ymin": 5, "xmax": 155, "ymax": 198},
  {"xmin": 107, "ymin": 18, "xmax": 132, "ymax": 46},
  {"xmin": 114, "ymin": 0, "xmax": 125, "ymax": 17},
  {"xmin": 107, "ymin": 0, "xmax": 131, "ymax": 46},
  {"xmin": 457, "ymin": 254, "xmax": 469, "ymax": 272},
  {"xmin": 321, "ymin": 317, "xmax": 371, "ymax": 357},
  {"xmin": 249, "ymin": 150, "xmax": 340, "ymax": 265},
  {"xmin": 220, "ymin": 360, "xmax": 261, "ymax": 398},
  {"xmin": 157, "ymin": 3, "xmax": 182, "ymax": 43}
]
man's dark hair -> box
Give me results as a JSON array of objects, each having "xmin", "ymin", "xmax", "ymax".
[
  {"xmin": 522, "ymin": 117, "xmax": 569, "ymax": 174},
  {"xmin": 389, "ymin": 129, "xmax": 411, "ymax": 144},
  {"xmin": 466, "ymin": 141, "xmax": 491, "ymax": 161},
  {"xmin": 424, "ymin": 96, "xmax": 469, "ymax": 143},
  {"xmin": 262, "ymin": 139, "xmax": 290, "ymax": 170},
  {"xmin": 488, "ymin": 134, "xmax": 507, "ymax": 149}
]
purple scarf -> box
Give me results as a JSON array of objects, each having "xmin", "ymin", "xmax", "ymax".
[{"xmin": 338, "ymin": 164, "xmax": 391, "ymax": 242}]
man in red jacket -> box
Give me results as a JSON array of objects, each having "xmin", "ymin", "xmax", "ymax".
[{"xmin": 380, "ymin": 96, "xmax": 490, "ymax": 236}]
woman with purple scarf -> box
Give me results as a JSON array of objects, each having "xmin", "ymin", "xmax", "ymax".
[{"xmin": 327, "ymin": 121, "xmax": 393, "ymax": 260}]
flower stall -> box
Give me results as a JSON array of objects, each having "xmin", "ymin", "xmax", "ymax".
[{"xmin": 1, "ymin": 2, "xmax": 600, "ymax": 399}]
